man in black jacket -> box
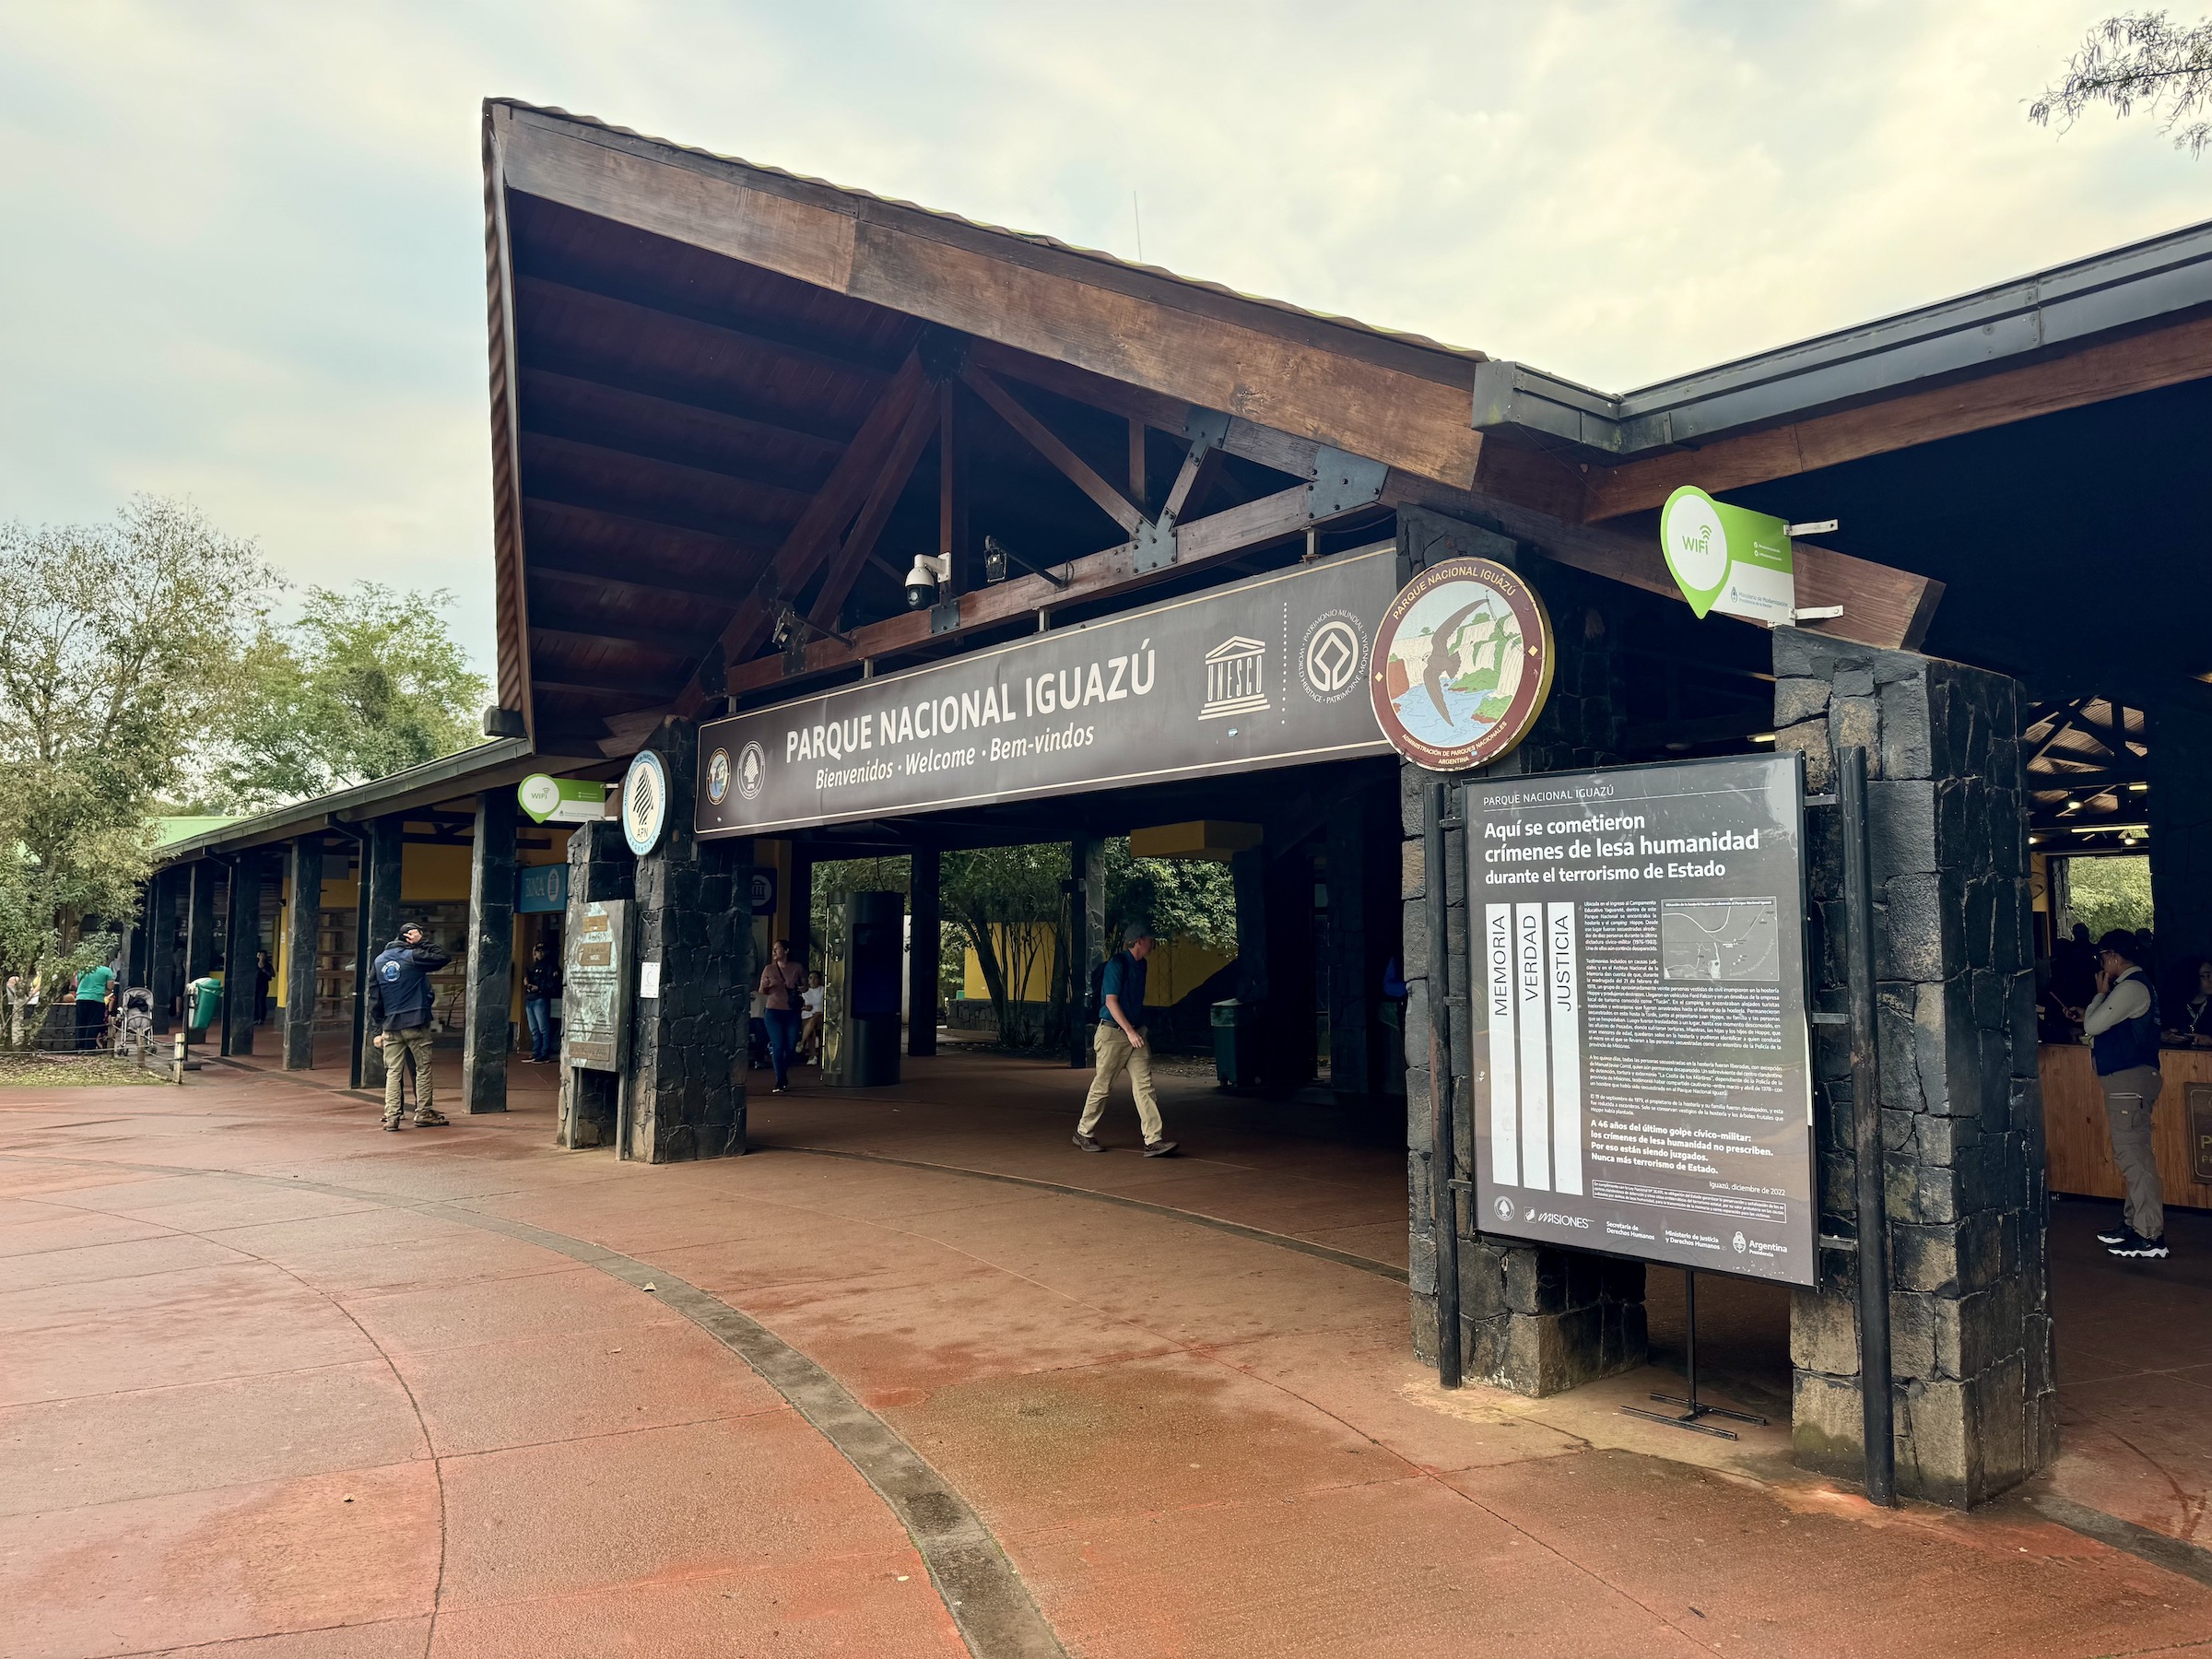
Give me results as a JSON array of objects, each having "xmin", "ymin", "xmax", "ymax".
[{"xmin": 369, "ymin": 921, "xmax": 452, "ymax": 1131}]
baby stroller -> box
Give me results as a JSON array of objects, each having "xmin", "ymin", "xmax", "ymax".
[{"xmin": 112, "ymin": 987, "xmax": 155, "ymax": 1056}]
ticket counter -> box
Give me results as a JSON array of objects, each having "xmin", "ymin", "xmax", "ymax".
[{"xmin": 2041, "ymin": 1043, "xmax": 2212, "ymax": 1208}]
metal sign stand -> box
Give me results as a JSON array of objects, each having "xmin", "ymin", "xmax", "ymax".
[{"xmin": 1622, "ymin": 1268, "xmax": 1768, "ymax": 1440}]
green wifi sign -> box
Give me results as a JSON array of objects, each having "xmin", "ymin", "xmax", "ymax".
[{"xmin": 1659, "ymin": 486, "xmax": 1796, "ymax": 624}]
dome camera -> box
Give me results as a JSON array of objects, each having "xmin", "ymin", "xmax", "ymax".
[{"xmin": 904, "ymin": 552, "xmax": 949, "ymax": 611}]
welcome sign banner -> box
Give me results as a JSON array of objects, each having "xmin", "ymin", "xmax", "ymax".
[{"xmin": 695, "ymin": 548, "xmax": 1400, "ymax": 838}]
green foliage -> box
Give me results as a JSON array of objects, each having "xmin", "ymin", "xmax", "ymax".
[
  {"xmin": 209, "ymin": 582, "xmax": 488, "ymax": 809},
  {"xmin": 2066, "ymin": 854, "xmax": 2154, "ymax": 938},
  {"xmin": 808, "ymin": 856, "xmax": 909, "ymax": 968},
  {"xmin": 0, "ymin": 497, "xmax": 279, "ymax": 982},
  {"xmin": 942, "ymin": 844, "xmax": 1064, "ymax": 1046},
  {"xmin": 1103, "ymin": 841, "xmax": 1237, "ymax": 955},
  {"xmin": 2032, "ymin": 11, "xmax": 2212, "ymax": 154}
]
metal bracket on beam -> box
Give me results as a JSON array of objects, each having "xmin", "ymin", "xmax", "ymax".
[
  {"xmin": 929, "ymin": 594, "xmax": 963, "ymax": 636},
  {"xmin": 1130, "ymin": 517, "xmax": 1178, "ymax": 574},
  {"xmin": 1306, "ymin": 447, "xmax": 1389, "ymax": 519}
]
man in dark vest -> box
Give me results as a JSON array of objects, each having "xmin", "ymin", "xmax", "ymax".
[
  {"xmin": 2083, "ymin": 929, "xmax": 2167, "ymax": 1258},
  {"xmin": 369, "ymin": 920, "xmax": 452, "ymax": 1131}
]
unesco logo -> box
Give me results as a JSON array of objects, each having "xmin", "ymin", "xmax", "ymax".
[{"xmin": 1300, "ymin": 610, "xmax": 1365, "ymax": 703}]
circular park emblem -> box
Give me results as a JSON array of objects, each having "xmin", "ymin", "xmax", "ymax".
[
  {"xmin": 704, "ymin": 747, "xmax": 731, "ymax": 806},
  {"xmin": 735, "ymin": 740, "xmax": 767, "ymax": 803},
  {"xmin": 1368, "ymin": 556, "xmax": 1553, "ymax": 771},
  {"xmin": 621, "ymin": 749, "xmax": 669, "ymax": 856}
]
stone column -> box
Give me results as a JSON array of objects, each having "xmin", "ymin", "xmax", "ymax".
[
  {"xmin": 908, "ymin": 845, "xmax": 941, "ymax": 1057},
  {"xmin": 1261, "ymin": 830, "xmax": 1317, "ymax": 1087},
  {"xmin": 147, "ymin": 869, "xmax": 180, "ymax": 1033},
  {"xmin": 558, "ymin": 819, "xmax": 633, "ymax": 1149},
  {"xmin": 185, "ymin": 861, "xmax": 218, "ymax": 982},
  {"xmin": 1398, "ymin": 507, "xmax": 1645, "ymax": 1393},
  {"xmin": 787, "ymin": 847, "xmax": 815, "ymax": 969},
  {"xmin": 2149, "ymin": 702, "xmax": 2212, "ymax": 988},
  {"xmin": 282, "ymin": 837, "xmax": 322, "ymax": 1069},
  {"xmin": 625, "ymin": 719, "xmax": 750, "ymax": 1163},
  {"xmin": 222, "ymin": 853, "xmax": 264, "ymax": 1057},
  {"xmin": 1065, "ymin": 837, "xmax": 1106, "ymax": 1066},
  {"xmin": 359, "ymin": 817, "xmax": 403, "ymax": 1091},
  {"xmin": 1774, "ymin": 629, "xmax": 2050, "ymax": 1509},
  {"xmin": 462, "ymin": 788, "xmax": 518, "ymax": 1113}
]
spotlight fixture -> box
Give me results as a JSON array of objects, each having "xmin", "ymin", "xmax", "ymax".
[{"xmin": 982, "ymin": 534, "xmax": 1070, "ymax": 590}]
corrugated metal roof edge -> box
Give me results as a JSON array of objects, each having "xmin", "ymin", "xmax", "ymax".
[
  {"xmin": 150, "ymin": 739, "xmax": 567, "ymax": 864},
  {"xmin": 489, "ymin": 99, "xmax": 1493, "ymax": 374}
]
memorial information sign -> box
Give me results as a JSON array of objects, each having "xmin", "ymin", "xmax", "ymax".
[{"xmin": 1464, "ymin": 754, "xmax": 1816, "ymax": 1286}]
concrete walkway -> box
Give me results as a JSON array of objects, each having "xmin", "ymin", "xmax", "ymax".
[{"xmin": 3, "ymin": 1049, "xmax": 2209, "ymax": 1657}]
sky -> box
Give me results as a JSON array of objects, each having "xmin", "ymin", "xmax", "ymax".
[{"xmin": 1, "ymin": 1, "xmax": 2204, "ymax": 675}]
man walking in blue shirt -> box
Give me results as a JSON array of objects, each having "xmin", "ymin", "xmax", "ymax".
[{"xmin": 1073, "ymin": 924, "xmax": 1177, "ymax": 1157}]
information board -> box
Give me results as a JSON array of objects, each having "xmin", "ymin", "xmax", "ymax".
[
  {"xmin": 1464, "ymin": 754, "xmax": 1815, "ymax": 1286},
  {"xmin": 562, "ymin": 900, "xmax": 630, "ymax": 1072}
]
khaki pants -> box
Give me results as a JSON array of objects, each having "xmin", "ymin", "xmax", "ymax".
[
  {"xmin": 2100, "ymin": 1063, "xmax": 2164, "ymax": 1240},
  {"xmin": 382, "ymin": 1027, "xmax": 437, "ymax": 1122},
  {"xmin": 1078, "ymin": 1024, "xmax": 1162, "ymax": 1144}
]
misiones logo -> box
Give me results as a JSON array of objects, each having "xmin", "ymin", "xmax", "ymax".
[
  {"xmin": 1300, "ymin": 610, "xmax": 1365, "ymax": 703},
  {"xmin": 736, "ymin": 741, "xmax": 767, "ymax": 802}
]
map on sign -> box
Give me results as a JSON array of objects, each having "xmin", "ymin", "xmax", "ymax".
[{"xmin": 1661, "ymin": 899, "xmax": 1781, "ymax": 983}]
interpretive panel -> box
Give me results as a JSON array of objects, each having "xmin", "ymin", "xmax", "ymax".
[
  {"xmin": 696, "ymin": 548, "xmax": 1397, "ymax": 837},
  {"xmin": 562, "ymin": 900, "xmax": 630, "ymax": 1073},
  {"xmin": 1464, "ymin": 755, "xmax": 1815, "ymax": 1286}
]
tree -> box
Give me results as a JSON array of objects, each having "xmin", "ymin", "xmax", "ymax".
[
  {"xmin": 942, "ymin": 844, "xmax": 1064, "ymax": 1046},
  {"xmin": 2066, "ymin": 853, "xmax": 2154, "ymax": 938},
  {"xmin": 0, "ymin": 497, "xmax": 280, "ymax": 985},
  {"xmin": 1104, "ymin": 841, "xmax": 1238, "ymax": 955},
  {"xmin": 208, "ymin": 582, "xmax": 488, "ymax": 809},
  {"xmin": 2032, "ymin": 11, "xmax": 2212, "ymax": 153}
]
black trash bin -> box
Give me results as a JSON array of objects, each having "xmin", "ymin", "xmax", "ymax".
[{"xmin": 1211, "ymin": 998, "xmax": 1259, "ymax": 1088}]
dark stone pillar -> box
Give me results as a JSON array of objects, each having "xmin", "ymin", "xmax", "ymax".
[
  {"xmin": 1261, "ymin": 831, "xmax": 1317, "ymax": 1087},
  {"xmin": 183, "ymin": 861, "xmax": 218, "ymax": 1041},
  {"xmin": 1065, "ymin": 836, "xmax": 1106, "ymax": 1066},
  {"xmin": 462, "ymin": 789, "xmax": 518, "ymax": 1113},
  {"xmin": 909, "ymin": 845, "xmax": 941, "ymax": 1057},
  {"xmin": 222, "ymin": 854, "xmax": 264, "ymax": 1057},
  {"xmin": 1231, "ymin": 846, "xmax": 1267, "ymax": 1005},
  {"xmin": 558, "ymin": 819, "xmax": 633, "ymax": 1149},
  {"xmin": 1326, "ymin": 796, "xmax": 1370, "ymax": 1105},
  {"xmin": 359, "ymin": 817, "xmax": 402, "ymax": 1091},
  {"xmin": 147, "ymin": 869, "xmax": 180, "ymax": 1033},
  {"xmin": 625, "ymin": 720, "xmax": 749, "ymax": 1162},
  {"xmin": 1774, "ymin": 629, "xmax": 2049, "ymax": 1509},
  {"xmin": 282, "ymin": 837, "xmax": 322, "ymax": 1069},
  {"xmin": 787, "ymin": 847, "xmax": 815, "ymax": 970},
  {"xmin": 124, "ymin": 894, "xmax": 149, "ymax": 989},
  {"xmin": 1398, "ymin": 506, "xmax": 1645, "ymax": 1394},
  {"xmin": 2149, "ymin": 703, "xmax": 2212, "ymax": 991}
]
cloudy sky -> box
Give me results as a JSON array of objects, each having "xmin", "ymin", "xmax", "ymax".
[{"xmin": 1, "ymin": 1, "xmax": 2203, "ymax": 670}]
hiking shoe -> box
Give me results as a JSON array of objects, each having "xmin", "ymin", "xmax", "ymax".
[
  {"xmin": 1142, "ymin": 1139, "xmax": 1179, "ymax": 1158},
  {"xmin": 412, "ymin": 1109, "xmax": 449, "ymax": 1127},
  {"xmin": 1072, "ymin": 1132, "xmax": 1105, "ymax": 1152},
  {"xmin": 382, "ymin": 1116, "xmax": 406, "ymax": 1132},
  {"xmin": 2095, "ymin": 1222, "xmax": 2131, "ymax": 1246},
  {"xmin": 2107, "ymin": 1229, "xmax": 2170, "ymax": 1259}
]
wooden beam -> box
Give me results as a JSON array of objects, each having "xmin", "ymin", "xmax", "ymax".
[
  {"xmin": 1583, "ymin": 312, "xmax": 2212, "ymax": 521},
  {"xmin": 678, "ymin": 352, "xmax": 931, "ymax": 704},
  {"xmin": 517, "ymin": 425, "xmax": 821, "ymax": 512},
  {"xmin": 535, "ymin": 674, "xmax": 685, "ymax": 700},
  {"xmin": 528, "ymin": 556, "xmax": 747, "ymax": 608},
  {"xmin": 515, "ymin": 273, "xmax": 905, "ymax": 382},
  {"xmin": 729, "ymin": 481, "xmax": 1331, "ymax": 696},
  {"xmin": 960, "ymin": 364, "xmax": 1147, "ymax": 535},
  {"xmin": 1382, "ymin": 474, "xmax": 1944, "ymax": 653},
  {"xmin": 530, "ymin": 621, "xmax": 713, "ymax": 655},
  {"xmin": 806, "ymin": 390, "xmax": 942, "ymax": 630},
  {"xmin": 496, "ymin": 109, "xmax": 1488, "ymax": 488},
  {"xmin": 520, "ymin": 365, "xmax": 852, "ymax": 457},
  {"xmin": 521, "ymin": 493, "xmax": 781, "ymax": 559}
]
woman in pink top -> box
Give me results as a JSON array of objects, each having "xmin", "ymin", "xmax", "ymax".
[{"xmin": 758, "ymin": 939, "xmax": 807, "ymax": 1093}]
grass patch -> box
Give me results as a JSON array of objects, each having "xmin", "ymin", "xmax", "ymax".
[{"xmin": 0, "ymin": 1051, "xmax": 173, "ymax": 1088}]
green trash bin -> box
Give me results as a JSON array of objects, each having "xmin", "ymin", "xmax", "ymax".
[{"xmin": 1211, "ymin": 998, "xmax": 1259, "ymax": 1088}]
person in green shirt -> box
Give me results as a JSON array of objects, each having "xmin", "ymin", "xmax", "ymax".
[{"xmin": 74, "ymin": 963, "xmax": 114, "ymax": 1051}]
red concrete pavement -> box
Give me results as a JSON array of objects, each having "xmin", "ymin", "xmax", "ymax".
[{"xmin": 3, "ymin": 1046, "xmax": 2209, "ymax": 1658}]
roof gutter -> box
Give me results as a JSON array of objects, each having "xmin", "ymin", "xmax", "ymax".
[{"xmin": 1473, "ymin": 217, "xmax": 2212, "ymax": 461}]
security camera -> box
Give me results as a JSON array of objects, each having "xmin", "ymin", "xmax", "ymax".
[{"xmin": 904, "ymin": 553, "xmax": 949, "ymax": 611}]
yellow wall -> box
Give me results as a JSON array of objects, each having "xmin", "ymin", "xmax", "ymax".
[{"xmin": 960, "ymin": 927, "xmax": 1230, "ymax": 1007}]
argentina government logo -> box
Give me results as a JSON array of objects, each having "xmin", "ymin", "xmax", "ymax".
[
  {"xmin": 1368, "ymin": 556, "xmax": 1553, "ymax": 771},
  {"xmin": 1299, "ymin": 609, "xmax": 1366, "ymax": 704}
]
